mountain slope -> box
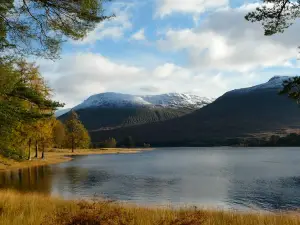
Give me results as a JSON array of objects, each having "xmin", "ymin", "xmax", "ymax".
[
  {"xmin": 90, "ymin": 76, "xmax": 300, "ymax": 146},
  {"xmin": 59, "ymin": 93, "xmax": 213, "ymax": 131},
  {"xmin": 59, "ymin": 107, "xmax": 195, "ymax": 131}
]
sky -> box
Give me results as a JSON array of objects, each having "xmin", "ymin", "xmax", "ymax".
[{"xmin": 38, "ymin": 0, "xmax": 300, "ymax": 108}]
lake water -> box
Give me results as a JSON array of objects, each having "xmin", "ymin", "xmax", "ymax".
[{"xmin": 1, "ymin": 147, "xmax": 300, "ymax": 211}]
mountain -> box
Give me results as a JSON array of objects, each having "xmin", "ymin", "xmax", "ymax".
[
  {"xmin": 89, "ymin": 76, "xmax": 300, "ymax": 146},
  {"xmin": 230, "ymin": 76, "xmax": 290, "ymax": 94},
  {"xmin": 58, "ymin": 93, "xmax": 214, "ymax": 131},
  {"xmin": 74, "ymin": 92, "xmax": 213, "ymax": 109}
]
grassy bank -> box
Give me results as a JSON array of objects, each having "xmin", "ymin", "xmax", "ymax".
[
  {"xmin": 0, "ymin": 148, "xmax": 147, "ymax": 171},
  {"xmin": 0, "ymin": 191, "xmax": 300, "ymax": 225}
]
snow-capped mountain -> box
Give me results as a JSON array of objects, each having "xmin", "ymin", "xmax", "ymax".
[
  {"xmin": 230, "ymin": 76, "xmax": 292, "ymax": 94},
  {"xmin": 74, "ymin": 92, "xmax": 214, "ymax": 110}
]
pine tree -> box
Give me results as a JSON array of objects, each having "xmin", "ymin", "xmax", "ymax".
[
  {"xmin": 65, "ymin": 111, "xmax": 90, "ymax": 152},
  {"xmin": 0, "ymin": 0, "xmax": 112, "ymax": 59},
  {"xmin": 245, "ymin": 0, "xmax": 300, "ymax": 36},
  {"xmin": 245, "ymin": 1, "xmax": 300, "ymax": 102},
  {"xmin": 123, "ymin": 136, "xmax": 135, "ymax": 148}
]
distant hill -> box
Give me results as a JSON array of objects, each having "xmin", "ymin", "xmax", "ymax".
[
  {"xmin": 89, "ymin": 76, "xmax": 300, "ymax": 146},
  {"xmin": 58, "ymin": 92, "xmax": 213, "ymax": 131}
]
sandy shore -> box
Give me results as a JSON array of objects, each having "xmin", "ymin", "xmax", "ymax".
[{"xmin": 0, "ymin": 148, "xmax": 151, "ymax": 171}]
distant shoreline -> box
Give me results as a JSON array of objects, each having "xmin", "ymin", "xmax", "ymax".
[{"xmin": 0, "ymin": 148, "xmax": 152, "ymax": 172}]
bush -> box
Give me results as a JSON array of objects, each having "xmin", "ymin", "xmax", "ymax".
[
  {"xmin": 143, "ymin": 143, "xmax": 151, "ymax": 148},
  {"xmin": 102, "ymin": 138, "xmax": 117, "ymax": 148}
]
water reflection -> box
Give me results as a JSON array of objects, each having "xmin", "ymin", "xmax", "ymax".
[
  {"xmin": 51, "ymin": 166, "xmax": 182, "ymax": 202},
  {"xmin": 0, "ymin": 166, "xmax": 52, "ymax": 194}
]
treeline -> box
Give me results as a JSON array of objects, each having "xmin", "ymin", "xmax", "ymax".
[
  {"xmin": 227, "ymin": 133, "xmax": 300, "ymax": 147},
  {"xmin": 92, "ymin": 136, "xmax": 151, "ymax": 149}
]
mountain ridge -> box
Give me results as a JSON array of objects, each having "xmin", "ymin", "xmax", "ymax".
[
  {"xmin": 230, "ymin": 76, "xmax": 291, "ymax": 94},
  {"xmin": 56, "ymin": 76, "xmax": 294, "ymax": 117},
  {"xmin": 58, "ymin": 92, "xmax": 213, "ymax": 131},
  {"xmin": 74, "ymin": 92, "xmax": 214, "ymax": 110}
]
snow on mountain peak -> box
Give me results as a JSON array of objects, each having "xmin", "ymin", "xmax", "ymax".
[
  {"xmin": 230, "ymin": 76, "xmax": 292, "ymax": 94},
  {"xmin": 74, "ymin": 92, "xmax": 214, "ymax": 110}
]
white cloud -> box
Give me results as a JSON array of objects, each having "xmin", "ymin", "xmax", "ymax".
[
  {"xmin": 40, "ymin": 53, "xmax": 272, "ymax": 108},
  {"xmin": 41, "ymin": 53, "xmax": 143, "ymax": 107},
  {"xmin": 37, "ymin": 3, "xmax": 300, "ymax": 109},
  {"xmin": 73, "ymin": 2, "xmax": 133, "ymax": 45},
  {"xmin": 156, "ymin": 0, "xmax": 228, "ymax": 17},
  {"xmin": 131, "ymin": 28, "xmax": 146, "ymax": 41},
  {"xmin": 158, "ymin": 4, "xmax": 299, "ymax": 72}
]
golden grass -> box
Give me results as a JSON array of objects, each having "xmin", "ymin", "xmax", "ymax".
[
  {"xmin": 0, "ymin": 191, "xmax": 300, "ymax": 225},
  {"xmin": 0, "ymin": 148, "xmax": 149, "ymax": 172}
]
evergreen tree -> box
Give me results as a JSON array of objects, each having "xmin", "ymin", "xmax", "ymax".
[
  {"xmin": 245, "ymin": 1, "xmax": 300, "ymax": 102},
  {"xmin": 0, "ymin": 0, "xmax": 112, "ymax": 59},
  {"xmin": 65, "ymin": 111, "xmax": 90, "ymax": 152},
  {"xmin": 245, "ymin": 0, "xmax": 300, "ymax": 36},
  {"xmin": 269, "ymin": 135, "xmax": 280, "ymax": 146},
  {"xmin": 123, "ymin": 136, "xmax": 135, "ymax": 148}
]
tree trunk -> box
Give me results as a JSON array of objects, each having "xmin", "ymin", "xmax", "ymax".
[
  {"xmin": 41, "ymin": 143, "xmax": 45, "ymax": 159},
  {"xmin": 72, "ymin": 136, "xmax": 74, "ymax": 153},
  {"xmin": 35, "ymin": 140, "xmax": 38, "ymax": 158},
  {"xmin": 19, "ymin": 149, "xmax": 23, "ymax": 159},
  {"xmin": 28, "ymin": 138, "xmax": 31, "ymax": 160}
]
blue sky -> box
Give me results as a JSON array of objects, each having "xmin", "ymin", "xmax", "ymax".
[{"xmin": 39, "ymin": 0, "xmax": 300, "ymax": 108}]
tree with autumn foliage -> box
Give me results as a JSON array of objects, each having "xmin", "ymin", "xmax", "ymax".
[
  {"xmin": 0, "ymin": 60, "xmax": 62, "ymax": 159},
  {"xmin": 102, "ymin": 137, "xmax": 117, "ymax": 148},
  {"xmin": 30, "ymin": 118, "xmax": 57, "ymax": 159},
  {"xmin": 65, "ymin": 111, "xmax": 90, "ymax": 152},
  {"xmin": 0, "ymin": 0, "xmax": 111, "ymax": 160},
  {"xmin": 39, "ymin": 119, "xmax": 56, "ymax": 159},
  {"xmin": 53, "ymin": 120, "xmax": 66, "ymax": 149}
]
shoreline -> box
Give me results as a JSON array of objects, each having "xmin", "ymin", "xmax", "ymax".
[{"xmin": 0, "ymin": 148, "xmax": 152, "ymax": 172}]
